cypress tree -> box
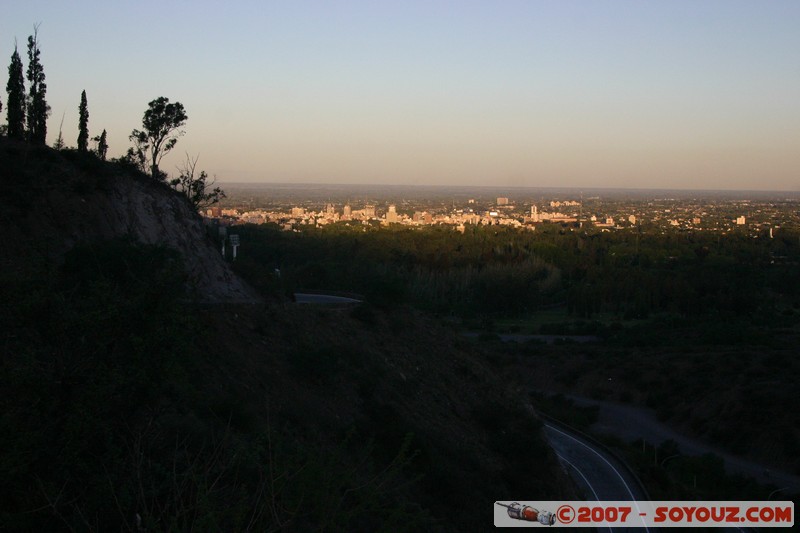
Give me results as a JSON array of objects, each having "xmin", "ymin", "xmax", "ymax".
[
  {"xmin": 77, "ymin": 90, "xmax": 89, "ymax": 152},
  {"xmin": 6, "ymin": 46, "xmax": 25, "ymax": 140},
  {"xmin": 26, "ymin": 26, "xmax": 50, "ymax": 144},
  {"xmin": 96, "ymin": 129, "xmax": 108, "ymax": 160}
]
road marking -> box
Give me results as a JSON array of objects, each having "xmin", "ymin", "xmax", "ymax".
[
  {"xmin": 556, "ymin": 453, "xmax": 613, "ymax": 533},
  {"xmin": 546, "ymin": 424, "xmax": 650, "ymax": 532},
  {"xmin": 556, "ymin": 453, "xmax": 601, "ymax": 501}
]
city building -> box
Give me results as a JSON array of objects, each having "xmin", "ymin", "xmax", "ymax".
[{"xmin": 386, "ymin": 204, "xmax": 399, "ymax": 223}]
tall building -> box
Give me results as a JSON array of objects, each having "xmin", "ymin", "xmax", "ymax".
[
  {"xmin": 497, "ymin": 197, "xmax": 509, "ymax": 206},
  {"xmin": 364, "ymin": 204, "xmax": 376, "ymax": 218},
  {"xmin": 343, "ymin": 204, "xmax": 352, "ymax": 220},
  {"xmin": 386, "ymin": 204, "xmax": 399, "ymax": 223}
]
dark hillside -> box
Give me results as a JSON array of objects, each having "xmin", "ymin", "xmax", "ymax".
[
  {"xmin": 0, "ymin": 140, "xmax": 569, "ymax": 531},
  {"xmin": 0, "ymin": 139, "xmax": 258, "ymax": 303}
]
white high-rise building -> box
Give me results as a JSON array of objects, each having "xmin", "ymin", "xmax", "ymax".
[{"xmin": 386, "ymin": 204, "xmax": 399, "ymax": 223}]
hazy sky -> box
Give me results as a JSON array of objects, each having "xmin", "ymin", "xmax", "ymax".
[{"xmin": 2, "ymin": 1, "xmax": 799, "ymax": 190}]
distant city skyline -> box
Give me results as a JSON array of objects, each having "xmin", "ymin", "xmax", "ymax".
[{"xmin": 2, "ymin": 1, "xmax": 799, "ymax": 191}]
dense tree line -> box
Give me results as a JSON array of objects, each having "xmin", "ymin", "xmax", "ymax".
[
  {"xmin": 234, "ymin": 224, "xmax": 562, "ymax": 316},
  {"xmin": 234, "ymin": 222, "xmax": 800, "ymax": 324}
]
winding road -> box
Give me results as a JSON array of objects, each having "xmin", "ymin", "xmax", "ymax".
[
  {"xmin": 542, "ymin": 422, "xmax": 759, "ymax": 532},
  {"xmin": 544, "ymin": 423, "xmax": 650, "ymax": 532}
]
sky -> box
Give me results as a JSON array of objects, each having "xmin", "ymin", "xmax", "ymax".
[{"xmin": 2, "ymin": 0, "xmax": 799, "ymax": 191}]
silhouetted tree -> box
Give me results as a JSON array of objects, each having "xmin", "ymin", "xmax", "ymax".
[
  {"xmin": 129, "ymin": 97, "xmax": 187, "ymax": 180},
  {"xmin": 122, "ymin": 146, "xmax": 148, "ymax": 174},
  {"xmin": 6, "ymin": 46, "xmax": 25, "ymax": 140},
  {"xmin": 53, "ymin": 111, "xmax": 65, "ymax": 150},
  {"xmin": 77, "ymin": 90, "xmax": 89, "ymax": 152},
  {"xmin": 170, "ymin": 153, "xmax": 226, "ymax": 210},
  {"xmin": 26, "ymin": 25, "xmax": 50, "ymax": 144},
  {"xmin": 93, "ymin": 129, "xmax": 108, "ymax": 160}
]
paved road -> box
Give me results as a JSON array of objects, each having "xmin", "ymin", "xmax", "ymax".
[
  {"xmin": 503, "ymin": 333, "xmax": 599, "ymax": 344},
  {"xmin": 462, "ymin": 332, "xmax": 599, "ymax": 344},
  {"xmin": 294, "ymin": 293, "xmax": 362, "ymax": 305},
  {"xmin": 543, "ymin": 424, "xmax": 756, "ymax": 532},
  {"xmin": 544, "ymin": 423, "xmax": 650, "ymax": 532}
]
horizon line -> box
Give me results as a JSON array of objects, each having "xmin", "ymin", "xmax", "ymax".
[{"xmin": 217, "ymin": 181, "xmax": 800, "ymax": 195}]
